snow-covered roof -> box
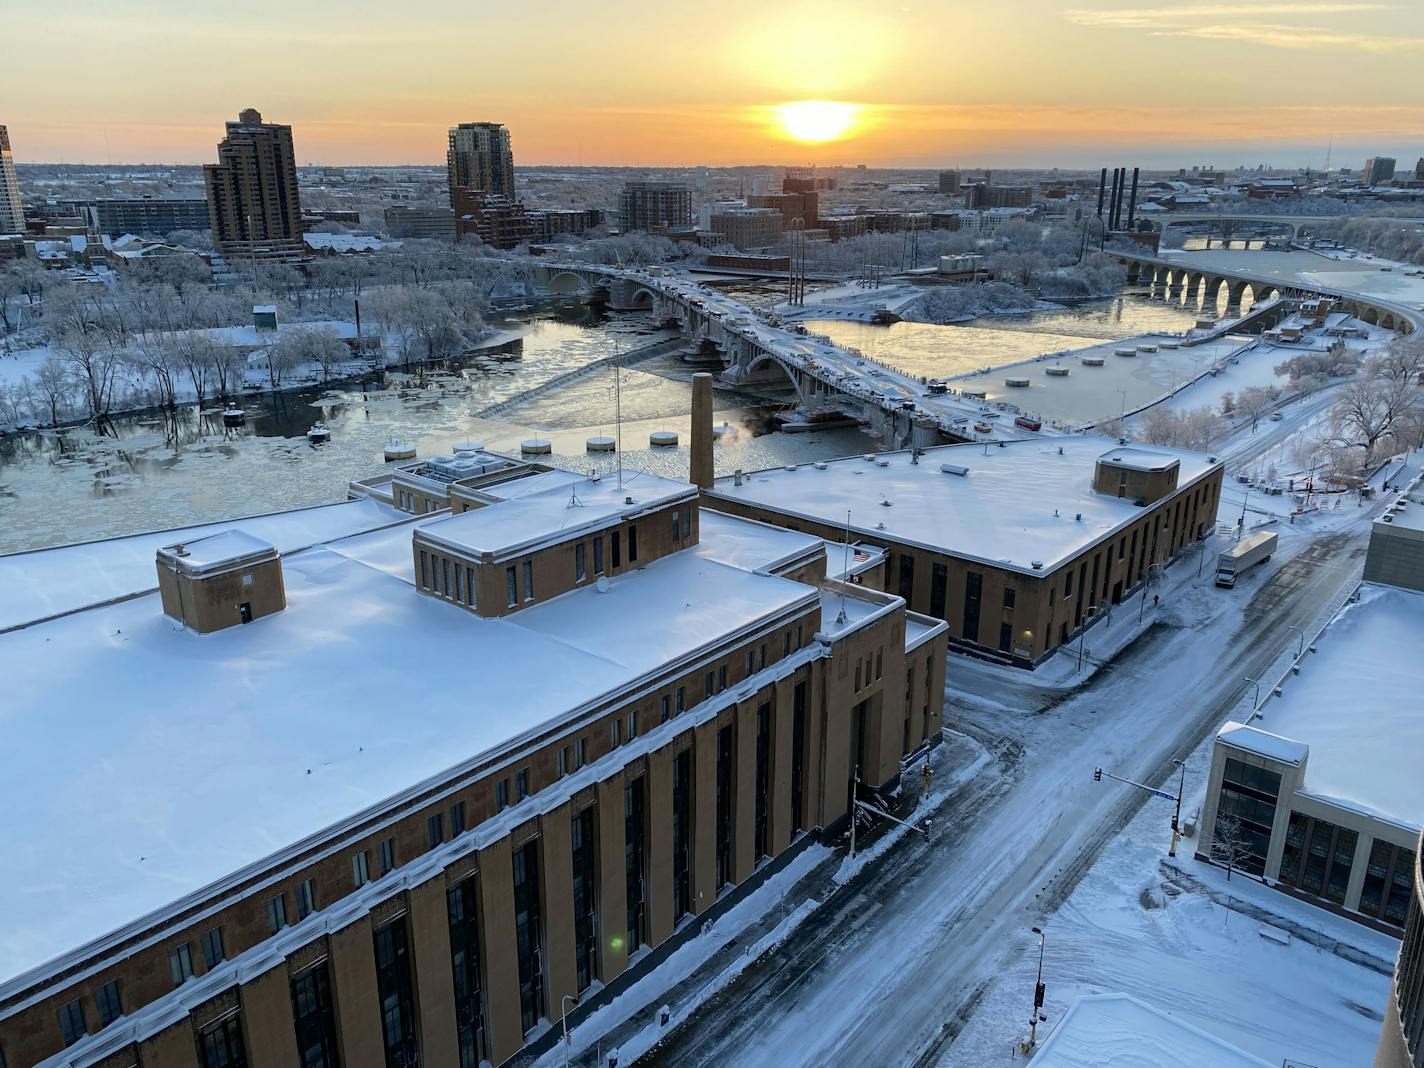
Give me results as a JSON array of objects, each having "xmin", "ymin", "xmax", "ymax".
[
  {"xmin": 1216, "ymin": 721, "xmax": 1309, "ymax": 766},
  {"xmin": 1250, "ymin": 582, "xmax": 1424, "ymax": 830},
  {"xmin": 694, "ymin": 509, "xmax": 825, "ymax": 575},
  {"xmin": 420, "ymin": 469, "xmax": 694, "ymax": 558},
  {"xmin": 707, "ymin": 436, "xmax": 1219, "ymax": 575},
  {"xmin": 157, "ymin": 529, "xmax": 277, "ymax": 575},
  {"xmin": 0, "ymin": 520, "xmax": 817, "ymax": 987},
  {"xmin": 1033, "ymin": 993, "xmax": 1272, "ymax": 1067},
  {"xmin": 303, "ymin": 233, "xmax": 396, "ymax": 253},
  {"xmin": 1097, "ymin": 447, "xmax": 1179, "ymax": 473}
]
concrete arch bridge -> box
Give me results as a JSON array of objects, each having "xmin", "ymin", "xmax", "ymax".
[{"xmin": 532, "ymin": 262, "xmax": 1061, "ymax": 448}]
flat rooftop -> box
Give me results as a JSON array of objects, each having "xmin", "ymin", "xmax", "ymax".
[
  {"xmin": 157, "ymin": 529, "xmax": 276, "ymax": 574},
  {"xmin": 0, "ymin": 511, "xmax": 816, "ymax": 989},
  {"xmin": 1247, "ymin": 582, "xmax": 1424, "ymax": 829},
  {"xmin": 1033, "ymin": 993, "xmax": 1271, "ymax": 1068},
  {"xmin": 421, "ymin": 469, "xmax": 693, "ymax": 558},
  {"xmin": 707, "ymin": 436, "xmax": 1219, "ymax": 575},
  {"xmin": 694, "ymin": 509, "xmax": 825, "ymax": 575}
]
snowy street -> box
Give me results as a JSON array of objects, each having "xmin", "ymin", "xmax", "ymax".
[{"xmin": 623, "ymin": 520, "xmax": 1373, "ymax": 1067}]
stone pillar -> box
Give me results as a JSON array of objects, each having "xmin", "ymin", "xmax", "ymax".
[
  {"xmin": 541, "ymin": 804, "xmax": 578, "ymax": 1022},
  {"xmin": 476, "ymin": 839, "xmax": 523, "ymax": 1066},
  {"xmin": 408, "ymin": 876, "xmax": 459, "ymax": 1065},
  {"xmin": 690, "ymin": 372, "xmax": 715, "ymax": 490},
  {"xmin": 596, "ymin": 777, "xmax": 630, "ymax": 981},
  {"xmin": 241, "ymin": 965, "xmax": 300, "ymax": 1068},
  {"xmin": 138, "ymin": 1019, "xmax": 196, "ymax": 1068},
  {"xmin": 329, "ymin": 916, "xmax": 386, "ymax": 1068},
  {"xmin": 693, "ymin": 722, "xmax": 720, "ymax": 914},
  {"xmin": 769, "ymin": 676, "xmax": 796, "ymax": 856},
  {"xmin": 646, "ymin": 746, "xmax": 675, "ymax": 946}
]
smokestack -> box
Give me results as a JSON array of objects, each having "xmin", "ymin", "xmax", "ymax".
[
  {"xmin": 1126, "ymin": 167, "xmax": 1140, "ymax": 230},
  {"xmin": 1096, "ymin": 167, "xmax": 1107, "ymax": 217},
  {"xmin": 690, "ymin": 372, "xmax": 714, "ymax": 490},
  {"xmin": 1111, "ymin": 167, "xmax": 1125, "ymax": 230}
]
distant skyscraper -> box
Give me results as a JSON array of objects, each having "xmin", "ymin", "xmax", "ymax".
[
  {"xmin": 203, "ymin": 108, "xmax": 303, "ymax": 260},
  {"xmin": 617, "ymin": 181, "xmax": 692, "ymax": 232},
  {"xmin": 447, "ymin": 122, "xmax": 516, "ymax": 202},
  {"xmin": 0, "ymin": 125, "xmax": 25, "ymax": 235},
  {"xmin": 1363, "ymin": 156, "xmax": 1396, "ymax": 186},
  {"xmin": 1415, "ymin": 158, "xmax": 1424, "ymax": 181},
  {"xmin": 938, "ymin": 169, "xmax": 961, "ymax": 195}
]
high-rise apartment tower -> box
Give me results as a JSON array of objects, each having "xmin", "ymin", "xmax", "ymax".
[
  {"xmin": 0, "ymin": 126, "xmax": 25, "ymax": 234},
  {"xmin": 447, "ymin": 122, "xmax": 516, "ymax": 202},
  {"xmin": 203, "ymin": 108, "xmax": 303, "ymax": 260}
]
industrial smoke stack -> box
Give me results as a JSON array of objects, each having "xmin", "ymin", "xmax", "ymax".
[
  {"xmin": 1096, "ymin": 168, "xmax": 1108, "ymax": 218},
  {"xmin": 1126, "ymin": 166, "xmax": 1140, "ymax": 230},
  {"xmin": 690, "ymin": 372, "xmax": 714, "ymax": 490}
]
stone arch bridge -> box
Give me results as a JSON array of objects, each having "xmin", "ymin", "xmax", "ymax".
[{"xmin": 1109, "ymin": 251, "xmax": 1420, "ymax": 335}]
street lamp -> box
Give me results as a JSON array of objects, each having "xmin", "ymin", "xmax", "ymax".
[
  {"xmin": 562, "ymin": 993, "xmax": 579, "ymax": 1065},
  {"xmin": 1244, "ymin": 676, "xmax": 1261, "ymax": 713},
  {"xmin": 1028, "ymin": 926, "xmax": 1047, "ymax": 1047},
  {"xmin": 1286, "ymin": 624, "xmax": 1305, "ymax": 659}
]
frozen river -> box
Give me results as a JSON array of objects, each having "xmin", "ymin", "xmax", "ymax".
[{"xmin": 0, "ymin": 292, "xmax": 1200, "ymax": 554}]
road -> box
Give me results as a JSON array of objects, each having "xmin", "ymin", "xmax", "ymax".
[{"xmin": 636, "ymin": 528, "xmax": 1367, "ymax": 1068}]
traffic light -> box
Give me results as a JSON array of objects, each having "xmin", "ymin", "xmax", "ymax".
[
  {"xmin": 1035, "ymin": 982, "xmax": 1046, "ymax": 1009},
  {"xmin": 1093, "ymin": 767, "xmax": 1102, "ymax": 782}
]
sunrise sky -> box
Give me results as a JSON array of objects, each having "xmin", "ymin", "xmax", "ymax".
[{"xmin": 5, "ymin": 0, "xmax": 1423, "ymax": 168}]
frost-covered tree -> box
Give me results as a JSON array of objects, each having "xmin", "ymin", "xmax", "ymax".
[
  {"xmin": 1235, "ymin": 385, "xmax": 1280, "ymax": 432},
  {"xmin": 1210, "ymin": 815, "xmax": 1252, "ymax": 882}
]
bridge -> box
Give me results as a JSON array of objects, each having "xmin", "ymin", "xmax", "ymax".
[
  {"xmin": 1143, "ymin": 212, "xmax": 1351, "ymax": 242},
  {"xmin": 1108, "ymin": 249, "xmax": 1421, "ymax": 335},
  {"xmin": 533, "ymin": 263, "xmax": 1063, "ymax": 446}
]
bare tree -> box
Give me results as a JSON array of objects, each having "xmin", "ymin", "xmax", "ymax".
[
  {"xmin": 31, "ymin": 355, "xmax": 73, "ymax": 427},
  {"xmin": 55, "ymin": 325, "xmax": 121, "ymax": 418},
  {"xmin": 1235, "ymin": 385, "xmax": 1280, "ymax": 432},
  {"xmin": 1210, "ymin": 814, "xmax": 1252, "ymax": 882}
]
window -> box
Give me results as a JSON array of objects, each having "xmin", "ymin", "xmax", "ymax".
[
  {"xmin": 522, "ymin": 560, "xmax": 534, "ymax": 602},
  {"xmin": 898, "ymin": 554, "xmax": 915, "ymax": 604},
  {"xmin": 672, "ymin": 508, "xmax": 681, "ymax": 541},
  {"xmin": 465, "ymin": 566, "xmax": 475, "ymax": 608},
  {"xmin": 96, "ymin": 980, "xmax": 122, "ymax": 1027},
  {"xmin": 706, "ymin": 670, "xmax": 716, "ymax": 698},
  {"xmin": 267, "ymin": 893, "xmax": 288, "ymax": 933},
  {"xmin": 930, "ymin": 562, "xmax": 947, "ymax": 619},
  {"xmin": 297, "ymin": 879, "xmax": 317, "ymax": 920},
  {"xmin": 1360, "ymin": 840, "xmax": 1416, "ymax": 926},
  {"xmin": 875, "ymin": 648, "xmax": 882, "ymax": 680},
  {"xmin": 963, "ymin": 571, "xmax": 982, "ymax": 643},
  {"xmin": 612, "ymin": 530, "xmax": 621, "ymax": 569},
  {"xmin": 675, "ymin": 686, "xmax": 685, "ymax": 714},
  {"xmin": 746, "ymin": 649, "xmax": 755, "ymax": 675},
  {"xmin": 612, "ymin": 718, "xmax": 623, "ymax": 746},
  {"xmin": 755, "ymin": 703, "xmax": 771, "ymax": 860},
  {"xmin": 759, "ymin": 644, "xmax": 767, "ymax": 670},
  {"xmin": 419, "ymin": 551, "xmax": 429, "ymax": 590},
  {"xmin": 672, "ymin": 749, "xmax": 693, "ymax": 921},
  {"xmin": 450, "ymin": 800, "xmax": 466, "ymax": 835},
  {"xmin": 496, "ymin": 778, "xmax": 510, "ymax": 812},
  {"xmin": 718, "ymin": 664, "xmax": 727, "ymax": 691},
  {"xmin": 516, "ymin": 768, "xmax": 529, "ymax": 801},
  {"xmin": 442, "ymin": 558, "xmax": 451, "ymax": 597},
  {"xmin": 375, "ymin": 918, "xmax": 419, "ymax": 1067},
  {"xmin": 625, "ymin": 711, "xmax": 637, "ymax": 740},
  {"xmin": 428, "ymin": 812, "xmax": 445, "ymax": 849},
  {"xmin": 452, "ymin": 560, "xmax": 462, "ymax": 602},
  {"xmin": 998, "ymin": 622, "xmax": 1012, "ymax": 653},
  {"xmin": 1214, "ymin": 758, "xmax": 1281, "ymax": 878},
  {"xmin": 661, "ymin": 694, "xmax": 670, "ymax": 723},
  {"xmin": 628, "ymin": 524, "xmax": 638, "ymax": 562},
  {"xmin": 594, "ymin": 536, "xmax": 604, "ymax": 575},
  {"xmin": 791, "ymin": 681, "xmax": 808, "ymax": 834},
  {"xmin": 512, "ymin": 841, "xmax": 545, "ymax": 1033},
  {"xmin": 506, "ymin": 566, "xmax": 517, "ymax": 608},
  {"xmin": 556, "ymin": 746, "xmax": 567, "ymax": 778},
  {"xmin": 855, "ymin": 663, "xmax": 862, "ymax": 691},
  {"xmin": 58, "ymin": 999, "xmax": 87, "ymax": 1047},
  {"xmin": 576, "ymin": 542, "xmax": 587, "ymax": 582},
  {"xmin": 202, "ymin": 925, "xmax": 225, "ymax": 968},
  {"xmin": 291, "ymin": 962, "xmax": 339, "ymax": 1068},
  {"xmin": 352, "ymin": 850, "xmax": 370, "ymax": 887},
  {"xmin": 625, "ymin": 777, "xmax": 648, "ymax": 952},
  {"xmin": 378, "ymin": 836, "xmax": 397, "ymax": 875},
  {"xmin": 197, "ymin": 1013, "xmax": 248, "ymax": 1068},
  {"xmin": 572, "ymin": 807, "xmax": 599, "ymax": 992},
  {"xmin": 431, "ymin": 556, "xmax": 441, "ymax": 594},
  {"xmin": 448, "ymin": 878, "xmax": 487, "ymax": 1067},
  {"xmin": 1064, "ymin": 569, "xmax": 1074, "ymax": 597},
  {"xmin": 1003, "ymin": 587, "xmax": 1016, "ymax": 609},
  {"xmin": 575, "ymin": 738, "xmax": 587, "ymax": 768},
  {"xmin": 716, "ymin": 724, "xmax": 735, "ymax": 890},
  {"xmin": 170, "ymin": 942, "xmax": 194, "ymax": 986}
]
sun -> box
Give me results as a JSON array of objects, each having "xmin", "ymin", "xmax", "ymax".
[{"xmin": 774, "ymin": 100, "xmax": 861, "ymax": 143}]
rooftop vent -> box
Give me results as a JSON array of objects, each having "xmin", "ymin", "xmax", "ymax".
[
  {"xmin": 785, "ymin": 464, "xmax": 797, "ymax": 472},
  {"xmin": 877, "ymin": 459, "xmax": 890, "ymax": 468},
  {"xmin": 814, "ymin": 462, "xmax": 828, "ymax": 471},
  {"xmin": 1075, "ymin": 513, "xmax": 1083, "ymax": 521},
  {"xmin": 1031, "ymin": 560, "xmax": 1043, "ymax": 569},
  {"xmin": 624, "ymin": 495, "xmax": 634, "ymax": 505},
  {"xmin": 940, "ymin": 463, "xmax": 969, "ymax": 477},
  {"xmin": 863, "ymin": 454, "xmax": 876, "ymax": 462},
  {"xmin": 880, "ymin": 499, "xmax": 893, "ymax": 507}
]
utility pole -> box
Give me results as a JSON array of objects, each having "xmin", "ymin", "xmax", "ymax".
[{"xmin": 1028, "ymin": 927, "xmax": 1046, "ymax": 1048}]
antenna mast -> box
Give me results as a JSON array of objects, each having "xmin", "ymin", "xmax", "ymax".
[{"xmin": 614, "ymin": 344, "xmax": 624, "ymax": 489}]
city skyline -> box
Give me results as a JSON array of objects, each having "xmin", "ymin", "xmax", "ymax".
[{"xmin": 4, "ymin": 0, "xmax": 1423, "ymax": 168}]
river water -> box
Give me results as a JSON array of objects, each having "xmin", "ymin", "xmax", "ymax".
[{"xmin": 0, "ymin": 291, "xmax": 1196, "ymax": 554}]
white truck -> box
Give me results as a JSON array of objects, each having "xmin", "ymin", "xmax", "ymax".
[{"xmin": 1215, "ymin": 530, "xmax": 1278, "ymax": 588}]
